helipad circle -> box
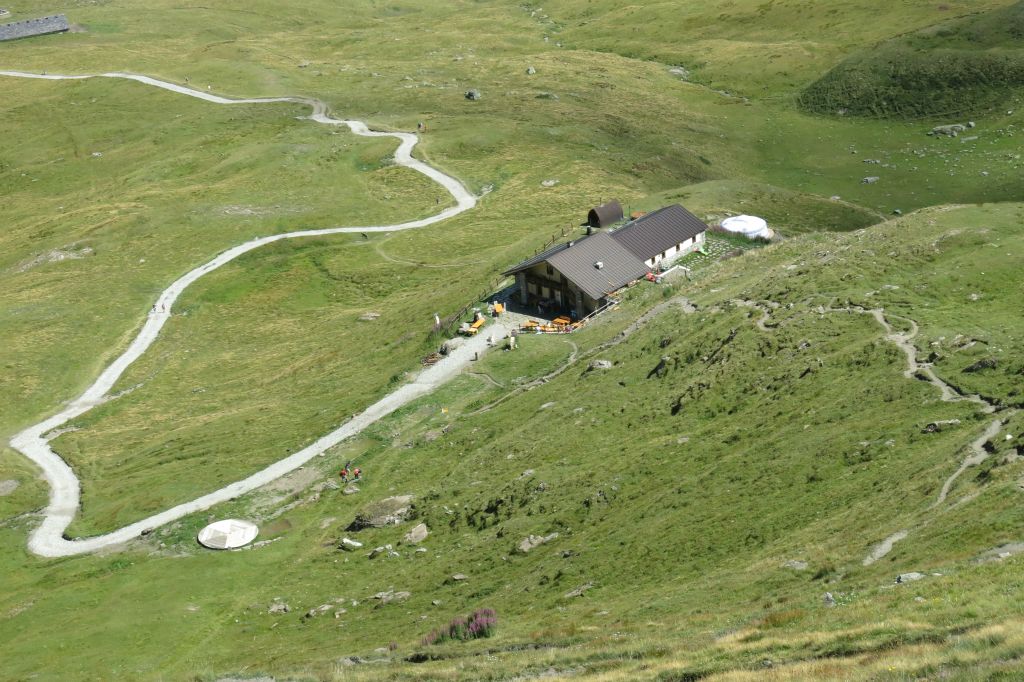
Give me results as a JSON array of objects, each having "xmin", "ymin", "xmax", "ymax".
[{"xmin": 197, "ymin": 519, "xmax": 259, "ymax": 549}]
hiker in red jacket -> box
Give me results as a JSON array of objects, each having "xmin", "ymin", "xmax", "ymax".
[{"xmin": 340, "ymin": 468, "xmax": 349, "ymax": 483}]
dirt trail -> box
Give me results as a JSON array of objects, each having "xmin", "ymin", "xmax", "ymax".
[
  {"xmin": 862, "ymin": 530, "xmax": 909, "ymax": 566},
  {"xmin": 747, "ymin": 300, "xmax": 1010, "ymax": 565},
  {"xmin": 933, "ymin": 416, "xmax": 1009, "ymax": 508},
  {"xmin": 2, "ymin": 70, "xmax": 479, "ymax": 558}
]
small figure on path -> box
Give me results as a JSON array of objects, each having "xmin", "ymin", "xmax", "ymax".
[
  {"xmin": 361, "ymin": 232, "xmax": 368, "ymax": 240},
  {"xmin": 340, "ymin": 468, "xmax": 349, "ymax": 483},
  {"xmin": 352, "ymin": 467, "xmax": 362, "ymax": 482}
]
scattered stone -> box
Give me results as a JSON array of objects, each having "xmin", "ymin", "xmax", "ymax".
[
  {"xmin": 668, "ymin": 66, "xmax": 690, "ymax": 80},
  {"xmin": 343, "ymin": 485, "xmax": 360, "ymax": 495},
  {"xmin": 464, "ymin": 89, "xmax": 481, "ymax": 101},
  {"xmin": 415, "ymin": 547, "xmax": 428, "ymax": 554},
  {"xmin": 91, "ymin": 151, "xmax": 103, "ymax": 158},
  {"xmin": 923, "ymin": 419, "xmax": 961, "ymax": 434},
  {"xmin": 403, "ymin": 523, "xmax": 429, "ymax": 545},
  {"xmin": 895, "ymin": 572, "xmax": 925, "ymax": 584},
  {"xmin": 915, "ymin": 596, "xmax": 926, "ymax": 603},
  {"xmin": 268, "ymin": 601, "xmax": 290, "ymax": 615},
  {"xmin": 372, "ymin": 590, "xmax": 411, "ymax": 605},
  {"xmin": 861, "ymin": 176, "xmax": 879, "ymax": 184},
  {"xmin": 526, "ymin": 66, "xmax": 536, "ymax": 75},
  {"xmin": 540, "ymin": 179, "xmax": 559, "ymax": 187},
  {"xmin": 928, "ymin": 123, "xmax": 966, "ymax": 137},
  {"xmin": 432, "ymin": 600, "xmax": 442, "ymax": 606},
  {"xmin": 564, "ymin": 582, "xmax": 594, "ymax": 598},
  {"xmin": 451, "ymin": 573, "xmax": 468, "ymax": 581},
  {"xmin": 539, "ymin": 401, "xmax": 556, "ymax": 410},
  {"xmin": 304, "ymin": 604, "xmax": 334, "ymax": 619},
  {"xmin": 340, "ymin": 537, "xmax": 363, "ymax": 551},
  {"xmin": 823, "ymin": 592, "xmax": 836, "ymax": 608},
  {"xmin": 359, "ymin": 312, "xmax": 381, "ymax": 321},
  {"xmin": 0, "ymin": 479, "xmax": 19, "ymax": 496},
  {"xmin": 535, "ymin": 92, "xmax": 558, "ymax": 100},
  {"xmin": 782, "ymin": 559, "xmax": 808, "ymax": 571},
  {"xmin": 368, "ymin": 546, "xmax": 386, "ymax": 559},
  {"xmin": 16, "ymin": 245, "xmax": 96, "ymax": 273},
  {"xmin": 518, "ymin": 469, "xmax": 535, "ymax": 480},
  {"xmin": 892, "ymin": 209, "xmax": 902, "ymax": 216},
  {"xmin": 588, "ymin": 360, "xmax": 613, "ymax": 370},
  {"xmin": 348, "ymin": 495, "xmax": 413, "ymax": 530},
  {"xmin": 518, "ymin": 532, "xmax": 559, "ymax": 553},
  {"xmin": 964, "ymin": 358, "xmax": 997, "ymax": 373}
]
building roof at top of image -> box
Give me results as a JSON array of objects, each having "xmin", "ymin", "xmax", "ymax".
[
  {"xmin": 504, "ymin": 204, "xmax": 708, "ymax": 299},
  {"xmin": 609, "ymin": 204, "xmax": 707, "ymax": 262}
]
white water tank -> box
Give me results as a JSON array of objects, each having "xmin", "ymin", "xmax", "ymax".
[{"xmin": 721, "ymin": 215, "xmax": 771, "ymax": 239}]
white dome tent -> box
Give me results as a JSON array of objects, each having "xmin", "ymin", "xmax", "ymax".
[
  {"xmin": 721, "ymin": 215, "xmax": 772, "ymax": 240},
  {"xmin": 197, "ymin": 519, "xmax": 259, "ymax": 549}
]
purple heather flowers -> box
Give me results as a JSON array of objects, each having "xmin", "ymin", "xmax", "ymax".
[{"xmin": 422, "ymin": 608, "xmax": 497, "ymax": 645}]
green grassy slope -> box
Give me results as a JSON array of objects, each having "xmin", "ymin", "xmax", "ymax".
[
  {"xmin": 1, "ymin": 204, "xmax": 1021, "ymax": 681},
  {"xmin": 0, "ymin": 1, "xmax": 1023, "ymax": 679},
  {"xmin": 801, "ymin": 1, "xmax": 1024, "ymax": 118},
  {"xmin": 533, "ymin": 0, "xmax": 1015, "ymax": 96}
]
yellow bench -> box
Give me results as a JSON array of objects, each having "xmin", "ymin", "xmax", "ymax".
[{"xmin": 461, "ymin": 317, "xmax": 487, "ymax": 336}]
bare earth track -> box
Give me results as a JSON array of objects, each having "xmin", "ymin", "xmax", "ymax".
[
  {"xmin": 1, "ymin": 70, "xmax": 485, "ymax": 558},
  {"xmin": 741, "ymin": 299, "xmax": 1014, "ymax": 565}
]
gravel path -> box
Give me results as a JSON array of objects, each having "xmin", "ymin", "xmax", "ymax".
[{"xmin": 2, "ymin": 70, "xmax": 480, "ymax": 558}]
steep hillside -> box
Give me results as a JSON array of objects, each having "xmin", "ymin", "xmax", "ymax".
[
  {"xmin": 1, "ymin": 204, "xmax": 1021, "ymax": 680},
  {"xmin": 530, "ymin": 0, "xmax": 1015, "ymax": 95},
  {"xmin": 801, "ymin": 1, "xmax": 1024, "ymax": 118},
  {"xmin": 1, "ymin": 2, "xmax": 1023, "ymax": 680}
]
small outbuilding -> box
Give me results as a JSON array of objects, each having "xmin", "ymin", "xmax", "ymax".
[{"xmin": 587, "ymin": 200, "xmax": 624, "ymax": 229}]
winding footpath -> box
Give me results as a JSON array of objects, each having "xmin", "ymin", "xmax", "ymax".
[
  {"xmin": 2, "ymin": 70, "xmax": 484, "ymax": 558},
  {"xmin": 740, "ymin": 299, "xmax": 1014, "ymax": 565}
]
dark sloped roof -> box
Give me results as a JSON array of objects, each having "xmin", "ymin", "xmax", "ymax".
[
  {"xmin": 587, "ymin": 200, "xmax": 624, "ymax": 228},
  {"xmin": 502, "ymin": 239, "xmax": 574, "ymax": 276},
  {"xmin": 610, "ymin": 204, "xmax": 707, "ymax": 261},
  {"xmin": 546, "ymin": 232, "xmax": 649, "ymax": 300}
]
